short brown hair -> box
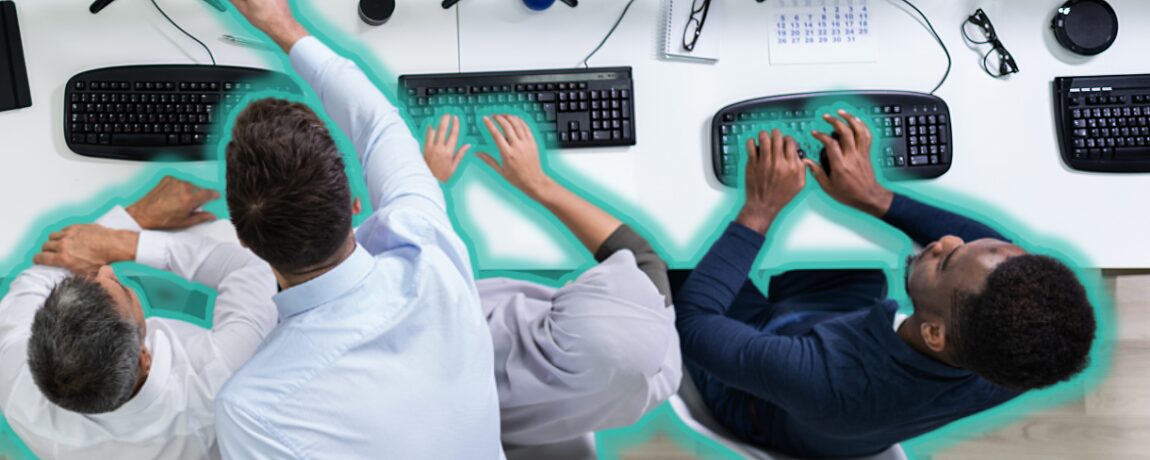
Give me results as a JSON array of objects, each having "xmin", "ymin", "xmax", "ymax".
[{"xmin": 226, "ymin": 98, "xmax": 351, "ymax": 274}]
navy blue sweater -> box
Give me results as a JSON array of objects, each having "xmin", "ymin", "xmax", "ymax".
[{"xmin": 675, "ymin": 194, "xmax": 1020, "ymax": 458}]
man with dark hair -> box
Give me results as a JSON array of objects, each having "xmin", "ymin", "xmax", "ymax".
[
  {"xmin": 674, "ymin": 111, "xmax": 1097, "ymax": 458},
  {"xmin": 423, "ymin": 114, "xmax": 681, "ymax": 458},
  {"xmin": 213, "ymin": 1, "xmax": 503, "ymax": 458},
  {"xmin": 226, "ymin": 97, "xmax": 352, "ymax": 274},
  {"xmin": 0, "ymin": 177, "xmax": 277, "ymax": 459}
]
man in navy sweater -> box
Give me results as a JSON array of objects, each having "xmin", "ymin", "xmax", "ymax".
[{"xmin": 674, "ymin": 110, "xmax": 1096, "ymax": 459}]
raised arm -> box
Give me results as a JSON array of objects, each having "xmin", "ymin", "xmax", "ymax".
[
  {"xmin": 229, "ymin": 0, "xmax": 443, "ymax": 215},
  {"xmin": 806, "ymin": 110, "xmax": 1008, "ymax": 245}
]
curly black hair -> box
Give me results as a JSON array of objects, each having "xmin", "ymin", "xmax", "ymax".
[{"xmin": 951, "ymin": 254, "xmax": 1096, "ymax": 391}]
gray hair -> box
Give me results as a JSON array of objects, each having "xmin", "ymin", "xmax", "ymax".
[{"xmin": 27, "ymin": 276, "xmax": 143, "ymax": 414}]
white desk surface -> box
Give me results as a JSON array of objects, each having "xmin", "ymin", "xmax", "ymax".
[{"xmin": 3, "ymin": 0, "xmax": 1149, "ymax": 271}]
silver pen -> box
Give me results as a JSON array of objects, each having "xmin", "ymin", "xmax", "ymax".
[{"xmin": 221, "ymin": 34, "xmax": 273, "ymax": 50}]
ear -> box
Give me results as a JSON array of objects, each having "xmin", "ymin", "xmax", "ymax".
[
  {"xmin": 139, "ymin": 346, "xmax": 152, "ymax": 371},
  {"xmin": 352, "ymin": 198, "xmax": 362, "ymax": 215},
  {"xmin": 920, "ymin": 320, "xmax": 948, "ymax": 354}
]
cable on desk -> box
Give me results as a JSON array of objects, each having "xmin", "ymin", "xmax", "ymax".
[
  {"xmin": 898, "ymin": 0, "xmax": 949, "ymax": 94},
  {"xmin": 580, "ymin": 0, "xmax": 636, "ymax": 68},
  {"xmin": 150, "ymin": 0, "xmax": 217, "ymax": 66}
]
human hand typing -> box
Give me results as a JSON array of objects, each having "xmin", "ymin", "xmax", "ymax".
[
  {"xmin": 34, "ymin": 225, "xmax": 138, "ymax": 276},
  {"xmin": 228, "ymin": 0, "xmax": 308, "ymax": 52},
  {"xmin": 423, "ymin": 114, "xmax": 472, "ymax": 182},
  {"xmin": 805, "ymin": 110, "xmax": 894, "ymax": 218},
  {"xmin": 736, "ymin": 129, "xmax": 807, "ymax": 235},
  {"xmin": 127, "ymin": 176, "xmax": 220, "ymax": 230},
  {"xmin": 476, "ymin": 115, "xmax": 554, "ymax": 200}
]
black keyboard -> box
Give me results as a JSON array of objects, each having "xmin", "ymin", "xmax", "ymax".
[
  {"xmin": 65, "ymin": 65, "xmax": 299, "ymax": 161},
  {"xmin": 1054, "ymin": 74, "xmax": 1150, "ymax": 172},
  {"xmin": 711, "ymin": 91, "xmax": 952, "ymax": 187},
  {"xmin": 398, "ymin": 67, "xmax": 636, "ymax": 149}
]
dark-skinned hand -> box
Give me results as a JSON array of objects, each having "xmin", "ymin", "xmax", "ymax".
[
  {"xmin": 805, "ymin": 109, "xmax": 894, "ymax": 217},
  {"xmin": 736, "ymin": 129, "xmax": 807, "ymax": 235}
]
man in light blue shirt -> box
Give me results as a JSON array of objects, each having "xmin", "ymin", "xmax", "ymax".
[{"xmin": 214, "ymin": 1, "xmax": 503, "ymax": 458}]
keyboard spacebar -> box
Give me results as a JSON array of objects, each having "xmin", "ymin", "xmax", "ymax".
[
  {"xmin": 1114, "ymin": 147, "xmax": 1150, "ymax": 160},
  {"xmin": 111, "ymin": 134, "xmax": 168, "ymax": 146}
]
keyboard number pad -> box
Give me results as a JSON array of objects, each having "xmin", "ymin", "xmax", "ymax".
[{"xmin": 903, "ymin": 114, "xmax": 948, "ymax": 167}]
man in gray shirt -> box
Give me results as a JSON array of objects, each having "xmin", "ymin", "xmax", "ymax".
[{"xmin": 423, "ymin": 114, "xmax": 681, "ymax": 457}]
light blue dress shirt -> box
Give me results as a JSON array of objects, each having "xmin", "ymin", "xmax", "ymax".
[{"xmin": 214, "ymin": 37, "xmax": 503, "ymax": 459}]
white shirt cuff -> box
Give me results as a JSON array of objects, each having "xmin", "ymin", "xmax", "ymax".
[
  {"xmin": 95, "ymin": 205, "xmax": 144, "ymax": 232},
  {"xmin": 135, "ymin": 231, "xmax": 172, "ymax": 271}
]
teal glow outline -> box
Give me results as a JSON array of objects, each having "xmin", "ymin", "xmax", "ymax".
[{"xmin": 0, "ymin": 3, "xmax": 1117, "ymax": 459}]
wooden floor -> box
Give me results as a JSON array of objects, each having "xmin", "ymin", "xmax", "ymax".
[{"xmin": 618, "ymin": 271, "xmax": 1150, "ymax": 460}]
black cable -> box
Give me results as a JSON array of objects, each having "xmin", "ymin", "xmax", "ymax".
[
  {"xmin": 898, "ymin": 0, "xmax": 950, "ymax": 94},
  {"xmin": 580, "ymin": 0, "xmax": 635, "ymax": 68},
  {"xmin": 150, "ymin": 0, "xmax": 216, "ymax": 65}
]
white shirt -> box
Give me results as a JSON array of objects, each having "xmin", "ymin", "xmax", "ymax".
[
  {"xmin": 479, "ymin": 250, "xmax": 681, "ymax": 447},
  {"xmin": 214, "ymin": 37, "xmax": 504, "ymax": 459},
  {"xmin": 0, "ymin": 207, "xmax": 277, "ymax": 459}
]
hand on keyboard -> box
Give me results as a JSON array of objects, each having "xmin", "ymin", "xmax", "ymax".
[
  {"xmin": 423, "ymin": 114, "xmax": 472, "ymax": 182},
  {"xmin": 735, "ymin": 129, "xmax": 806, "ymax": 235},
  {"xmin": 807, "ymin": 110, "xmax": 894, "ymax": 218},
  {"xmin": 476, "ymin": 115, "xmax": 552, "ymax": 199}
]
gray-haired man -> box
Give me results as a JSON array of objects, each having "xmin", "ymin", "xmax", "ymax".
[{"xmin": 0, "ymin": 176, "xmax": 277, "ymax": 459}]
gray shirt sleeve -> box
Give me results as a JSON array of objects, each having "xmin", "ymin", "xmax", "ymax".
[{"xmin": 593, "ymin": 224, "xmax": 672, "ymax": 306}]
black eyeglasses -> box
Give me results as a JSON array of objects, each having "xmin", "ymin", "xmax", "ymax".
[
  {"xmin": 683, "ymin": 0, "xmax": 712, "ymax": 52},
  {"xmin": 961, "ymin": 9, "xmax": 1019, "ymax": 78}
]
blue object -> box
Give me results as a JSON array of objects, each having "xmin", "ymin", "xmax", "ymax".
[
  {"xmin": 672, "ymin": 194, "xmax": 1019, "ymax": 459},
  {"xmin": 523, "ymin": 0, "xmax": 555, "ymax": 11}
]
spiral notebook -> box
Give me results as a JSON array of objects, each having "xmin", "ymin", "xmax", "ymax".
[{"xmin": 662, "ymin": 0, "xmax": 722, "ymax": 63}]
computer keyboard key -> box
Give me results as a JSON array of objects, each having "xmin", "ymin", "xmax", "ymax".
[
  {"xmin": 66, "ymin": 65, "xmax": 300, "ymax": 160},
  {"xmin": 400, "ymin": 67, "xmax": 634, "ymax": 149},
  {"xmin": 711, "ymin": 91, "xmax": 950, "ymax": 185}
]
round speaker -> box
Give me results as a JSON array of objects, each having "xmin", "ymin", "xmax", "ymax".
[
  {"xmin": 1051, "ymin": 0, "xmax": 1118, "ymax": 55},
  {"xmin": 359, "ymin": 0, "xmax": 395, "ymax": 26}
]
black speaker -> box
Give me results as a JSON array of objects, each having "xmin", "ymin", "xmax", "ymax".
[
  {"xmin": 1051, "ymin": 0, "xmax": 1118, "ymax": 56},
  {"xmin": 359, "ymin": 0, "xmax": 395, "ymax": 26}
]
